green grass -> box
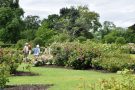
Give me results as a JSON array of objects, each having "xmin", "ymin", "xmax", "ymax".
[{"xmin": 8, "ymin": 64, "xmax": 121, "ymax": 90}]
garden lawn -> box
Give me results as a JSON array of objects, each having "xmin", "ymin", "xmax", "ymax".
[{"xmin": 8, "ymin": 64, "xmax": 121, "ymax": 90}]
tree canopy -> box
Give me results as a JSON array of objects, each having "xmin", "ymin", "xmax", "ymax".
[
  {"xmin": 0, "ymin": 0, "xmax": 24, "ymax": 43},
  {"xmin": 0, "ymin": 1, "xmax": 135, "ymax": 45}
]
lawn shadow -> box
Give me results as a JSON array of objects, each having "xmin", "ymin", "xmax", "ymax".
[
  {"xmin": 12, "ymin": 71, "xmax": 39, "ymax": 76},
  {"xmin": 4, "ymin": 84, "xmax": 54, "ymax": 90}
]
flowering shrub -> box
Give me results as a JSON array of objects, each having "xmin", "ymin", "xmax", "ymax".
[
  {"xmin": 92, "ymin": 52, "xmax": 135, "ymax": 72},
  {"xmin": 77, "ymin": 69, "xmax": 135, "ymax": 90},
  {"xmin": 51, "ymin": 43, "xmax": 69, "ymax": 66},
  {"xmin": 0, "ymin": 49, "xmax": 9, "ymax": 89},
  {"xmin": 0, "ymin": 64, "xmax": 10, "ymax": 89},
  {"xmin": 51, "ymin": 41, "xmax": 101, "ymax": 69},
  {"xmin": 0, "ymin": 48, "xmax": 23, "ymax": 88},
  {"xmin": 0, "ymin": 48, "xmax": 23, "ymax": 74},
  {"xmin": 127, "ymin": 43, "xmax": 135, "ymax": 54},
  {"xmin": 51, "ymin": 41, "xmax": 135, "ymax": 72}
]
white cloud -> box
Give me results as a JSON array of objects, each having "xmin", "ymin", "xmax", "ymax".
[{"xmin": 19, "ymin": 0, "xmax": 135, "ymax": 27}]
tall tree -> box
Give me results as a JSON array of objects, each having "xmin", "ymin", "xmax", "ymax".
[
  {"xmin": 20, "ymin": 15, "xmax": 41, "ymax": 41},
  {"xmin": 123, "ymin": 24, "xmax": 135, "ymax": 43},
  {"xmin": 0, "ymin": 0, "xmax": 24, "ymax": 43},
  {"xmin": 128, "ymin": 24, "xmax": 135, "ymax": 33},
  {"xmin": 24, "ymin": 15, "xmax": 41, "ymax": 30},
  {"xmin": 58, "ymin": 6, "xmax": 101, "ymax": 39},
  {"xmin": 41, "ymin": 14, "xmax": 59, "ymax": 29},
  {"xmin": 73, "ymin": 6, "xmax": 101, "ymax": 38},
  {"xmin": 100, "ymin": 21, "xmax": 116, "ymax": 39},
  {"xmin": 38, "ymin": 6, "xmax": 101, "ymax": 43}
]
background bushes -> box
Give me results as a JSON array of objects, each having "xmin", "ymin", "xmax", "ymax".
[
  {"xmin": 51, "ymin": 41, "xmax": 101, "ymax": 69},
  {"xmin": 51, "ymin": 41, "xmax": 135, "ymax": 72},
  {"xmin": 92, "ymin": 52, "xmax": 135, "ymax": 72},
  {"xmin": 16, "ymin": 39, "xmax": 27, "ymax": 49},
  {"xmin": 115, "ymin": 37, "xmax": 126, "ymax": 44},
  {"xmin": 33, "ymin": 37, "xmax": 44, "ymax": 46}
]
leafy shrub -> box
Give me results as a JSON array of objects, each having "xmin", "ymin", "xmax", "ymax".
[
  {"xmin": 1, "ymin": 49, "xmax": 23, "ymax": 74},
  {"xmin": 93, "ymin": 43, "xmax": 131, "ymax": 72},
  {"xmin": 0, "ymin": 41, "xmax": 4, "ymax": 45},
  {"xmin": 115, "ymin": 37, "xmax": 126, "ymax": 44},
  {"xmin": 51, "ymin": 41, "xmax": 100, "ymax": 69},
  {"xmin": 16, "ymin": 39, "xmax": 27, "ymax": 49},
  {"xmin": 104, "ymin": 35, "xmax": 116, "ymax": 43},
  {"xmin": 54, "ymin": 53, "xmax": 68, "ymax": 66},
  {"xmin": 51, "ymin": 41, "xmax": 134, "ymax": 71},
  {"xmin": 51, "ymin": 33, "xmax": 70, "ymax": 43},
  {"xmin": 68, "ymin": 52, "xmax": 93, "ymax": 69},
  {"xmin": 127, "ymin": 43, "xmax": 135, "ymax": 54},
  {"xmin": 20, "ymin": 29, "xmax": 36, "ymax": 41},
  {"xmin": 0, "ymin": 48, "xmax": 22, "ymax": 88},
  {"xmin": 92, "ymin": 51, "xmax": 135, "ymax": 72},
  {"xmin": 77, "ymin": 69, "xmax": 135, "ymax": 90},
  {"xmin": 77, "ymin": 36, "xmax": 87, "ymax": 43},
  {"xmin": 91, "ymin": 69, "xmax": 135, "ymax": 90},
  {"xmin": 51, "ymin": 43, "xmax": 69, "ymax": 66},
  {"xmin": 0, "ymin": 64, "xmax": 10, "ymax": 89},
  {"xmin": 33, "ymin": 37, "xmax": 44, "ymax": 46}
]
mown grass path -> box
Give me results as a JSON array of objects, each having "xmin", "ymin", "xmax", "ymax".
[{"xmin": 8, "ymin": 64, "xmax": 121, "ymax": 90}]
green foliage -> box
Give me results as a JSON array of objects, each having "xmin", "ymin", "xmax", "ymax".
[
  {"xmin": 36, "ymin": 25, "xmax": 56, "ymax": 45},
  {"xmin": 51, "ymin": 33, "xmax": 70, "ymax": 43},
  {"xmin": 68, "ymin": 52, "xmax": 94, "ymax": 69},
  {"xmin": 0, "ymin": 0, "xmax": 19, "ymax": 8},
  {"xmin": 115, "ymin": 37, "xmax": 126, "ymax": 44},
  {"xmin": 51, "ymin": 41, "xmax": 133, "ymax": 72},
  {"xmin": 41, "ymin": 14, "xmax": 59, "ymax": 29},
  {"xmin": 1, "ymin": 48, "xmax": 23, "ymax": 74},
  {"xmin": 51, "ymin": 41, "xmax": 100, "ymax": 69},
  {"xmin": 20, "ymin": 15, "xmax": 41, "ymax": 41},
  {"xmin": 33, "ymin": 37, "xmax": 44, "ymax": 46},
  {"xmin": 39, "ymin": 6, "xmax": 100, "ymax": 42},
  {"xmin": 103, "ymin": 34, "xmax": 116, "ymax": 43},
  {"xmin": 51, "ymin": 43, "xmax": 69, "ymax": 66},
  {"xmin": 76, "ymin": 6, "xmax": 101, "ymax": 33},
  {"xmin": 21, "ymin": 30, "xmax": 36, "ymax": 41},
  {"xmin": 16, "ymin": 39, "xmax": 27, "ymax": 49},
  {"xmin": 127, "ymin": 43, "xmax": 135, "ymax": 54},
  {"xmin": 88, "ymin": 69, "xmax": 135, "ymax": 90},
  {"xmin": 0, "ymin": 41, "xmax": 4, "ymax": 45},
  {"xmin": 128, "ymin": 24, "xmax": 135, "ymax": 33},
  {"xmin": 0, "ymin": 64, "xmax": 10, "ymax": 89},
  {"xmin": 100, "ymin": 21, "xmax": 116, "ymax": 39},
  {"xmin": 24, "ymin": 15, "xmax": 41, "ymax": 30},
  {"xmin": 101, "ymin": 27, "xmax": 127, "ymax": 44},
  {"xmin": 124, "ymin": 29, "xmax": 135, "ymax": 43},
  {"xmin": 92, "ymin": 53, "xmax": 135, "ymax": 72},
  {"xmin": 0, "ymin": 0, "xmax": 24, "ymax": 43},
  {"xmin": 77, "ymin": 36, "xmax": 87, "ymax": 43}
]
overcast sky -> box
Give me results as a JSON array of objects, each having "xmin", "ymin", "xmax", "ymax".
[{"xmin": 19, "ymin": 0, "xmax": 135, "ymax": 27}]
